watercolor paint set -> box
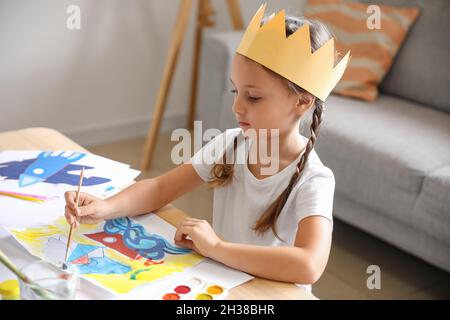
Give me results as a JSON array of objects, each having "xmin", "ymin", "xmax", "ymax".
[{"xmin": 160, "ymin": 276, "xmax": 228, "ymax": 300}]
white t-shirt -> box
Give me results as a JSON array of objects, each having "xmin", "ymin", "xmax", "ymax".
[{"xmin": 189, "ymin": 128, "xmax": 335, "ymax": 291}]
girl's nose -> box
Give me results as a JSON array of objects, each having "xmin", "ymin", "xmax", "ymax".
[{"xmin": 232, "ymin": 97, "xmax": 246, "ymax": 115}]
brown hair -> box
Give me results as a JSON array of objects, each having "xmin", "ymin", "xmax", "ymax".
[{"xmin": 208, "ymin": 15, "xmax": 334, "ymax": 240}]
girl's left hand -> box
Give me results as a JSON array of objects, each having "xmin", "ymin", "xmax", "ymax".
[{"xmin": 174, "ymin": 218, "xmax": 222, "ymax": 258}]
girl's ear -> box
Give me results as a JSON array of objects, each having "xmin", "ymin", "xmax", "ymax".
[{"xmin": 295, "ymin": 93, "xmax": 316, "ymax": 116}]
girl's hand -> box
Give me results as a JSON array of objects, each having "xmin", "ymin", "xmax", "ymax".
[
  {"xmin": 174, "ymin": 218, "xmax": 222, "ymax": 258},
  {"xmin": 64, "ymin": 191, "xmax": 112, "ymax": 228}
]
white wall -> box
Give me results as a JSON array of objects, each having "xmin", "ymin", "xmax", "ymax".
[{"xmin": 0, "ymin": 0, "xmax": 305, "ymax": 146}]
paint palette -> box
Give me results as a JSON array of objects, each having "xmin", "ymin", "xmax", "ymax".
[
  {"xmin": 194, "ymin": 283, "xmax": 228, "ymax": 300},
  {"xmin": 161, "ymin": 276, "xmax": 228, "ymax": 300}
]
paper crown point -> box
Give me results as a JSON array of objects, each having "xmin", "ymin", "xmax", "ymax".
[{"xmin": 236, "ymin": 3, "xmax": 351, "ymax": 101}]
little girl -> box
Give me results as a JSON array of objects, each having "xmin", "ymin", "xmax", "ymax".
[{"xmin": 64, "ymin": 5, "xmax": 349, "ymax": 292}]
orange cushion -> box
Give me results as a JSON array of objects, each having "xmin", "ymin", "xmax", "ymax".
[{"xmin": 304, "ymin": 0, "xmax": 419, "ymax": 101}]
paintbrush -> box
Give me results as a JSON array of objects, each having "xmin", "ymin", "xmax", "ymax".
[
  {"xmin": 63, "ymin": 167, "xmax": 84, "ymax": 269},
  {"xmin": 0, "ymin": 249, "xmax": 54, "ymax": 299}
]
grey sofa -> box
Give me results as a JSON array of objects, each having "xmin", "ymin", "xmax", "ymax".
[{"xmin": 195, "ymin": 0, "xmax": 450, "ymax": 272}]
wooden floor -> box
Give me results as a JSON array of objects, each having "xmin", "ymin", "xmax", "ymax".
[{"xmin": 88, "ymin": 133, "xmax": 450, "ymax": 300}]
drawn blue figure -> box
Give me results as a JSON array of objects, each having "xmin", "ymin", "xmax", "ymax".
[
  {"xmin": 77, "ymin": 256, "xmax": 131, "ymax": 275},
  {"xmin": 68, "ymin": 243, "xmax": 131, "ymax": 275},
  {"xmin": 19, "ymin": 151, "xmax": 86, "ymax": 187},
  {"xmin": 0, "ymin": 152, "xmax": 111, "ymax": 187},
  {"xmin": 104, "ymin": 218, "xmax": 191, "ymax": 260},
  {"xmin": 68, "ymin": 243, "xmax": 102, "ymax": 262}
]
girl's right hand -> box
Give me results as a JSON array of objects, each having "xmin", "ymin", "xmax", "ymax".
[{"xmin": 64, "ymin": 191, "xmax": 111, "ymax": 228}]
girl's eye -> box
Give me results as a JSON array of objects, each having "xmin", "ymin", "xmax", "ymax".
[
  {"xmin": 229, "ymin": 89, "xmax": 261, "ymax": 102},
  {"xmin": 248, "ymin": 96, "xmax": 261, "ymax": 102}
]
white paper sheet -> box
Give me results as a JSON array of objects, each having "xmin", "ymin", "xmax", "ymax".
[
  {"xmin": 3, "ymin": 214, "xmax": 254, "ymax": 299},
  {"xmin": 0, "ymin": 150, "xmax": 140, "ymax": 229},
  {"xmin": 0, "ymin": 150, "xmax": 140, "ymax": 198}
]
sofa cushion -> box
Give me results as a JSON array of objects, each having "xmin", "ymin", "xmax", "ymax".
[
  {"xmin": 334, "ymin": 192, "xmax": 450, "ymax": 272},
  {"xmin": 411, "ymin": 165, "xmax": 450, "ymax": 245},
  {"xmin": 360, "ymin": 0, "xmax": 450, "ymax": 114},
  {"xmin": 312, "ymin": 94, "xmax": 450, "ymax": 237},
  {"xmin": 304, "ymin": 0, "xmax": 419, "ymax": 101}
]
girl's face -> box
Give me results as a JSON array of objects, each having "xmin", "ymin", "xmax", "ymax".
[{"xmin": 230, "ymin": 53, "xmax": 313, "ymax": 137}]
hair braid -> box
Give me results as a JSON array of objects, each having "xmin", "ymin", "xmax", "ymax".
[
  {"xmin": 253, "ymin": 100, "xmax": 323, "ymax": 240},
  {"xmin": 208, "ymin": 136, "xmax": 238, "ymax": 188}
]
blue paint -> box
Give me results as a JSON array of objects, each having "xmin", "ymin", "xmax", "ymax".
[
  {"xmin": 76, "ymin": 256, "xmax": 131, "ymax": 275},
  {"xmin": 104, "ymin": 218, "xmax": 190, "ymax": 260},
  {"xmin": 68, "ymin": 243, "xmax": 102, "ymax": 262},
  {"xmin": 68, "ymin": 243, "xmax": 131, "ymax": 275},
  {"xmin": 19, "ymin": 152, "xmax": 86, "ymax": 187},
  {"xmin": 104, "ymin": 186, "xmax": 115, "ymax": 192},
  {"xmin": 0, "ymin": 153, "xmax": 111, "ymax": 187}
]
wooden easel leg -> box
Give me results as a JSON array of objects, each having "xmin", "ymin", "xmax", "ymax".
[
  {"xmin": 227, "ymin": 0, "xmax": 244, "ymax": 30},
  {"xmin": 142, "ymin": 0, "xmax": 243, "ymax": 171},
  {"xmin": 141, "ymin": 0, "xmax": 194, "ymax": 172},
  {"xmin": 187, "ymin": 0, "xmax": 242, "ymax": 131}
]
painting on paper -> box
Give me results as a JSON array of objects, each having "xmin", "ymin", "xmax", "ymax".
[
  {"xmin": 0, "ymin": 150, "xmax": 140, "ymax": 228},
  {"xmin": 0, "ymin": 150, "xmax": 139, "ymax": 196},
  {"xmin": 1, "ymin": 151, "xmax": 102, "ymax": 188},
  {"xmin": 6, "ymin": 214, "xmax": 204, "ymax": 295}
]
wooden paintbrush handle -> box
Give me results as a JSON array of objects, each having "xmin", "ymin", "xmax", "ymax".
[{"xmin": 64, "ymin": 167, "xmax": 84, "ymax": 262}]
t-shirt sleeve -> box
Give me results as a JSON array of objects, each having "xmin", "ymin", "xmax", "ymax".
[
  {"xmin": 188, "ymin": 129, "xmax": 240, "ymax": 182},
  {"xmin": 294, "ymin": 167, "xmax": 335, "ymax": 227}
]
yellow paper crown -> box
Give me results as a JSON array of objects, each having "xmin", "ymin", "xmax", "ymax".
[{"xmin": 236, "ymin": 3, "xmax": 351, "ymax": 101}]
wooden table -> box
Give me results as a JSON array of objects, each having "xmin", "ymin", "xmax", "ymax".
[{"xmin": 0, "ymin": 127, "xmax": 317, "ymax": 300}]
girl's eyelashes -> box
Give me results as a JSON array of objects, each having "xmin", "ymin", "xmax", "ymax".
[
  {"xmin": 248, "ymin": 96, "xmax": 261, "ymax": 102},
  {"xmin": 229, "ymin": 89, "xmax": 261, "ymax": 102}
]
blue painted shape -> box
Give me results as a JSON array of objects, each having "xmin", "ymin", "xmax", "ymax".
[
  {"xmin": 19, "ymin": 174, "xmax": 45, "ymax": 187},
  {"xmin": 103, "ymin": 218, "xmax": 191, "ymax": 261},
  {"xmin": 0, "ymin": 158, "xmax": 111, "ymax": 187},
  {"xmin": 76, "ymin": 256, "xmax": 131, "ymax": 275},
  {"xmin": 68, "ymin": 243, "xmax": 103, "ymax": 262},
  {"xmin": 19, "ymin": 151, "xmax": 86, "ymax": 187}
]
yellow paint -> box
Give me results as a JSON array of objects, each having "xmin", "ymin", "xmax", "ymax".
[
  {"xmin": 0, "ymin": 192, "xmax": 44, "ymax": 203},
  {"xmin": 83, "ymin": 246, "xmax": 202, "ymax": 294},
  {"xmin": 8, "ymin": 216, "xmax": 204, "ymax": 295},
  {"xmin": 207, "ymin": 285, "xmax": 224, "ymax": 295},
  {"xmin": 0, "ymin": 279, "xmax": 20, "ymax": 300},
  {"xmin": 196, "ymin": 293, "xmax": 213, "ymax": 300},
  {"xmin": 10, "ymin": 226, "xmax": 60, "ymax": 255}
]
